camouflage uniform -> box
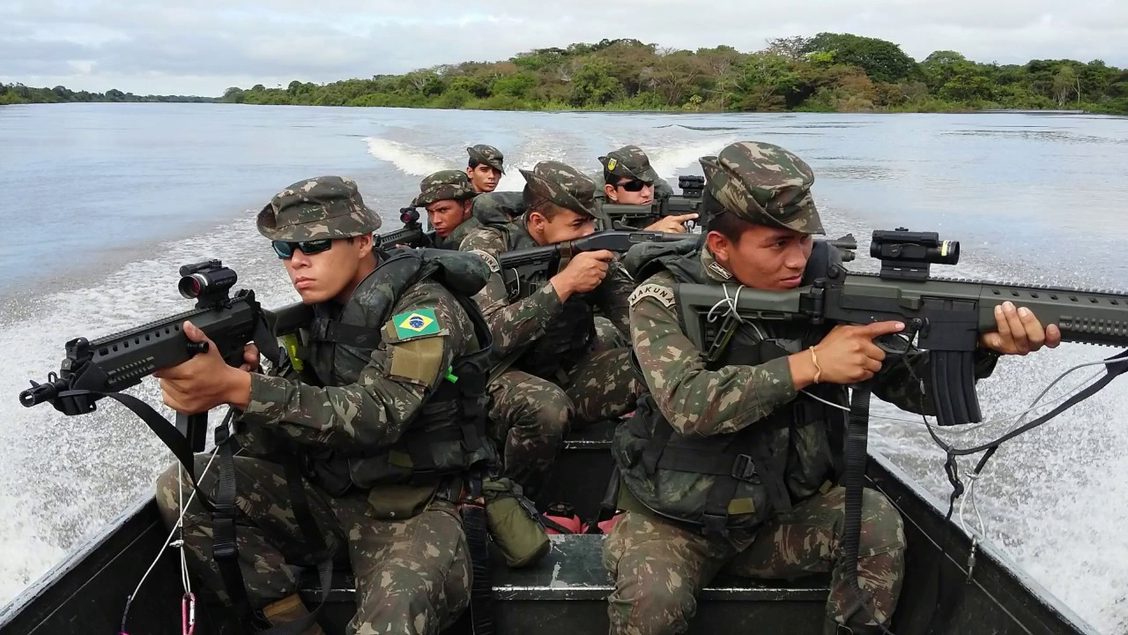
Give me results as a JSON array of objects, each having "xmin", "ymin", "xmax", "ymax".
[
  {"xmin": 605, "ymin": 143, "xmax": 916, "ymax": 635},
  {"xmin": 156, "ymin": 176, "xmax": 492, "ymax": 635},
  {"xmin": 466, "ymin": 144, "xmax": 505, "ymax": 172},
  {"xmin": 413, "ymin": 169, "xmax": 482, "ymax": 250},
  {"xmin": 460, "ymin": 161, "xmax": 642, "ymax": 494}
]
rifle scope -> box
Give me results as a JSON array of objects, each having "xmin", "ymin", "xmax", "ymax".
[
  {"xmin": 400, "ymin": 207, "xmax": 420, "ymax": 224},
  {"xmin": 870, "ymin": 228, "xmax": 960, "ymax": 265},
  {"xmin": 178, "ymin": 260, "xmax": 237, "ymax": 304}
]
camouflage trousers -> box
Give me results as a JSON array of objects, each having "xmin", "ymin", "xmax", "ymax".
[
  {"xmin": 488, "ymin": 346, "xmax": 642, "ymax": 495},
  {"xmin": 603, "ymin": 486, "xmax": 905, "ymax": 635},
  {"xmin": 593, "ymin": 316, "xmax": 628, "ymax": 351},
  {"xmin": 155, "ymin": 455, "xmax": 470, "ymax": 635}
]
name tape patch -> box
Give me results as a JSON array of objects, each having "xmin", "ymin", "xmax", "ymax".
[{"xmin": 628, "ymin": 283, "xmax": 676, "ymax": 309}]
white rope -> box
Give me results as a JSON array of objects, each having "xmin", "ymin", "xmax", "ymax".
[{"xmin": 124, "ymin": 445, "xmax": 221, "ymax": 617}]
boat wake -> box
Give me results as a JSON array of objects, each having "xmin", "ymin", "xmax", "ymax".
[{"xmin": 365, "ymin": 138, "xmax": 453, "ymax": 177}]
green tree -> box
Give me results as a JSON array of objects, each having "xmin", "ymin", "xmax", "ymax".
[
  {"xmin": 802, "ymin": 33, "xmax": 918, "ymax": 83},
  {"xmin": 569, "ymin": 60, "xmax": 623, "ymax": 107}
]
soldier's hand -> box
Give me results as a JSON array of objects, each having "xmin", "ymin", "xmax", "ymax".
[
  {"xmin": 795, "ymin": 321, "xmax": 906, "ymax": 386},
  {"xmin": 644, "ymin": 213, "xmax": 699, "ymax": 234},
  {"xmin": 239, "ymin": 343, "xmax": 261, "ymax": 372},
  {"xmin": 551, "ymin": 250, "xmax": 614, "ymax": 300},
  {"xmin": 154, "ymin": 321, "xmax": 251, "ymax": 413},
  {"xmin": 979, "ymin": 301, "xmax": 1062, "ymax": 355}
]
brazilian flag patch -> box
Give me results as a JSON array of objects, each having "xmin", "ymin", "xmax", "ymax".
[{"xmin": 393, "ymin": 308, "xmax": 441, "ymax": 339}]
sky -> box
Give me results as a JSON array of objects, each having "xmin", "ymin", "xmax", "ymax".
[{"xmin": 4, "ymin": 0, "xmax": 1127, "ymax": 97}]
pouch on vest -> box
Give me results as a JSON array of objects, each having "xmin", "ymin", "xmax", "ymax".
[{"xmin": 482, "ymin": 476, "xmax": 549, "ymax": 568}]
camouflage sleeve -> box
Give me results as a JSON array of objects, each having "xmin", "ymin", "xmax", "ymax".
[
  {"xmin": 595, "ymin": 260, "xmax": 634, "ymax": 335},
  {"xmin": 872, "ymin": 349, "xmax": 999, "ymax": 415},
  {"xmin": 630, "ymin": 272, "xmax": 798, "ymax": 436},
  {"xmin": 459, "ymin": 226, "xmax": 563, "ymax": 358},
  {"xmin": 240, "ymin": 280, "xmax": 474, "ymax": 449}
]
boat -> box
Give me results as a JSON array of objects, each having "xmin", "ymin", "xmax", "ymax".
[{"xmin": 0, "ymin": 420, "xmax": 1097, "ymax": 634}]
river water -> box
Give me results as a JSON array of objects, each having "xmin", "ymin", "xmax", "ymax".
[{"xmin": 1, "ymin": 103, "xmax": 1126, "ymax": 631}]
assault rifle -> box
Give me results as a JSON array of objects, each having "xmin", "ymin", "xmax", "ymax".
[
  {"xmin": 376, "ymin": 206, "xmax": 430, "ymax": 249},
  {"xmin": 18, "ymin": 260, "xmax": 311, "ymax": 450},
  {"xmin": 601, "ymin": 174, "xmax": 705, "ymax": 230},
  {"xmin": 675, "ymin": 227, "xmax": 1128, "ymax": 426},
  {"xmin": 497, "ymin": 229, "xmax": 690, "ymax": 299}
]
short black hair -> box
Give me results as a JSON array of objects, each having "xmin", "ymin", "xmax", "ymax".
[
  {"xmin": 468, "ymin": 157, "xmax": 482, "ymax": 169},
  {"xmin": 603, "ymin": 169, "xmax": 621, "ymax": 185},
  {"xmin": 706, "ymin": 210, "xmax": 755, "ymax": 243}
]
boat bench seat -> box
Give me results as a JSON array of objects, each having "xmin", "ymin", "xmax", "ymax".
[
  {"xmin": 300, "ymin": 533, "xmax": 830, "ymax": 633},
  {"xmin": 299, "ymin": 422, "xmax": 831, "ymax": 633}
]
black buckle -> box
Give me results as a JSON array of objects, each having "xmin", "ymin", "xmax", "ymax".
[{"xmin": 731, "ymin": 454, "xmax": 760, "ymax": 483}]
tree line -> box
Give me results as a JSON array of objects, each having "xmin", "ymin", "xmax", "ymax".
[
  {"xmin": 7, "ymin": 33, "xmax": 1128, "ymax": 114},
  {"xmin": 0, "ymin": 84, "xmax": 215, "ymax": 105}
]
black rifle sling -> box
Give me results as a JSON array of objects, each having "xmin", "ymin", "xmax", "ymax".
[
  {"xmin": 59, "ymin": 389, "xmax": 218, "ymax": 512},
  {"xmin": 839, "ymin": 384, "xmax": 878, "ymax": 627},
  {"xmin": 462, "ymin": 475, "xmax": 494, "ymax": 635},
  {"xmin": 926, "ymin": 347, "xmax": 1128, "ymax": 634}
]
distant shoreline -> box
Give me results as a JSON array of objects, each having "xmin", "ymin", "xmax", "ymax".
[
  {"xmin": 6, "ymin": 33, "xmax": 1128, "ymax": 115},
  {"xmin": 0, "ymin": 101, "xmax": 1113, "ymax": 117}
]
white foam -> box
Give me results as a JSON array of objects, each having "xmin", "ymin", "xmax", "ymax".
[{"xmin": 364, "ymin": 137, "xmax": 453, "ymax": 177}]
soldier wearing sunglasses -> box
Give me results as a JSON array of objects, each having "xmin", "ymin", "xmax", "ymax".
[
  {"xmin": 596, "ymin": 145, "xmax": 696, "ymax": 234},
  {"xmin": 153, "ymin": 175, "xmax": 495, "ymax": 634}
]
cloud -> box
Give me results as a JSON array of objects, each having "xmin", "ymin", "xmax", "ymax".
[{"xmin": 3, "ymin": 0, "xmax": 1127, "ymax": 96}]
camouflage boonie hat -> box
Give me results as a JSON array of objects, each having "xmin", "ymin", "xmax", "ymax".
[
  {"xmin": 413, "ymin": 170, "xmax": 478, "ymax": 207},
  {"xmin": 699, "ymin": 141, "xmax": 824, "ymax": 235},
  {"xmin": 256, "ymin": 176, "xmax": 382, "ymax": 241},
  {"xmin": 466, "ymin": 144, "xmax": 505, "ymax": 173},
  {"xmin": 598, "ymin": 144, "xmax": 658, "ymax": 184},
  {"xmin": 520, "ymin": 161, "xmax": 607, "ymax": 223}
]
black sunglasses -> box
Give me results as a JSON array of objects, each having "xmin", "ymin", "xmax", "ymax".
[
  {"xmin": 616, "ymin": 179, "xmax": 648, "ymax": 192},
  {"xmin": 272, "ymin": 239, "xmax": 334, "ymax": 259}
]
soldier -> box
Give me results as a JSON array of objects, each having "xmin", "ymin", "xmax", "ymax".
[
  {"xmin": 605, "ymin": 141, "xmax": 1062, "ymax": 634},
  {"xmin": 595, "ymin": 145, "xmax": 696, "ymax": 233},
  {"xmin": 466, "ymin": 143, "xmax": 505, "ymax": 193},
  {"xmin": 414, "ymin": 169, "xmax": 481, "ymax": 249},
  {"xmin": 460, "ymin": 161, "xmax": 642, "ymax": 495},
  {"xmin": 153, "ymin": 176, "xmax": 495, "ymax": 634}
]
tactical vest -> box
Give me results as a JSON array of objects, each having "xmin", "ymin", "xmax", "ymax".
[
  {"xmin": 496, "ymin": 220, "xmax": 596, "ymax": 380},
  {"xmin": 614, "ymin": 245, "xmax": 846, "ymax": 536},
  {"xmin": 295, "ymin": 248, "xmax": 496, "ymax": 494}
]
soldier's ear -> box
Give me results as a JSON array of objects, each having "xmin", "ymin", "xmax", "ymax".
[
  {"xmin": 354, "ymin": 233, "xmax": 375, "ymax": 259},
  {"xmin": 705, "ymin": 230, "xmax": 732, "ymax": 264},
  {"xmin": 603, "ymin": 183, "xmax": 617, "ymax": 202}
]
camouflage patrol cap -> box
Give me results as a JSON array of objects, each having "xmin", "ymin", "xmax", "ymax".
[
  {"xmin": 413, "ymin": 170, "xmax": 478, "ymax": 207},
  {"xmin": 598, "ymin": 145, "xmax": 658, "ymax": 184},
  {"xmin": 466, "ymin": 144, "xmax": 505, "ymax": 174},
  {"xmin": 520, "ymin": 160, "xmax": 607, "ymax": 223},
  {"xmin": 699, "ymin": 141, "xmax": 824, "ymax": 235},
  {"xmin": 256, "ymin": 176, "xmax": 382, "ymax": 241}
]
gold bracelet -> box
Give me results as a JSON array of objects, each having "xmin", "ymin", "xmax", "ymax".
[{"xmin": 809, "ymin": 346, "xmax": 822, "ymax": 384}]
